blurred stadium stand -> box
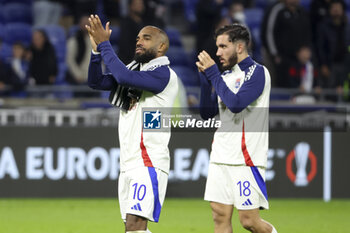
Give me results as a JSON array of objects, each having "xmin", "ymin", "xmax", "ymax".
[
  {"xmin": 166, "ymin": 47, "xmax": 190, "ymax": 66},
  {"xmin": 300, "ymin": 0, "xmax": 311, "ymax": 10},
  {"xmin": 255, "ymin": 0, "xmax": 268, "ymax": 9},
  {"xmin": 244, "ymin": 8, "xmax": 264, "ymax": 62},
  {"xmin": 4, "ymin": 23, "xmax": 32, "ymax": 46},
  {"xmin": 0, "ymin": 42, "xmax": 12, "ymax": 62},
  {"xmin": 171, "ymin": 65, "xmax": 199, "ymax": 87},
  {"xmin": 166, "ymin": 27, "xmax": 183, "ymax": 47},
  {"xmin": 110, "ymin": 25, "xmax": 120, "ymax": 52},
  {"xmin": 0, "ymin": 0, "xmax": 33, "ymax": 4},
  {"xmin": 2, "ymin": 2, "xmax": 32, "ymax": 24},
  {"xmin": 182, "ymin": 0, "xmax": 199, "ymax": 24},
  {"xmin": 42, "ymin": 25, "xmax": 66, "ymax": 62},
  {"xmin": 0, "ymin": 0, "xmax": 349, "ymax": 106}
]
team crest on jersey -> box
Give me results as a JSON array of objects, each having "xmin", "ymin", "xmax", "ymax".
[
  {"xmin": 235, "ymin": 78, "xmax": 241, "ymax": 89},
  {"xmin": 245, "ymin": 64, "xmax": 256, "ymax": 81}
]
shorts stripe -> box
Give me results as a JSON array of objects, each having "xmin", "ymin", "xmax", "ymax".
[
  {"xmin": 250, "ymin": 166, "xmax": 268, "ymax": 201},
  {"xmin": 147, "ymin": 167, "xmax": 161, "ymax": 222}
]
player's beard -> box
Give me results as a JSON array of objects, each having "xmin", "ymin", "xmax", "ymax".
[
  {"xmin": 221, "ymin": 51, "xmax": 238, "ymax": 70},
  {"xmin": 134, "ymin": 47, "xmax": 157, "ymax": 64}
]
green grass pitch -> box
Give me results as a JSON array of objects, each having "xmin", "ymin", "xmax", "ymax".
[{"xmin": 0, "ymin": 198, "xmax": 349, "ymax": 233}]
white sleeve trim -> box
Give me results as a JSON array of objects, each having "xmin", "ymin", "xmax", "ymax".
[{"xmin": 91, "ymin": 50, "xmax": 100, "ymax": 55}]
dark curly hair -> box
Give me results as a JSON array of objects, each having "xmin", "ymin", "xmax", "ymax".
[{"xmin": 214, "ymin": 23, "xmax": 250, "ymax": 47}]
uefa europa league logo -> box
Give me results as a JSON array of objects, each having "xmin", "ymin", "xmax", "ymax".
[
  {"xmin": 286, "ymin": 142, "xmax": 317, "ymax": 187},
  {"xmin": 294, "ymin": 142, "xmax": 310, "ymax": 186}
]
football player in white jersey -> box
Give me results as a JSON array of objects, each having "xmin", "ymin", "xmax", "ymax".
[
  {"xmin": 86, "ymin": 15, "xmax": 178, "ymax": 233},
  {"xmin": 196, "ymin": 24, "xmax": 278, "ymax": 233}
]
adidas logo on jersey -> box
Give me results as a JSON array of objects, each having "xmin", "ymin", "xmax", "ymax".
[
  {"xmin": 242, "ymin": 199, "xmax": 253, "ymax": 206},
  {"xmin": 131, "ymin": 203, "xmax": 142, "ymax": 211},
  {"xmin": 245, "ymin": 64, "xmax": 256, "ymax": 81}
]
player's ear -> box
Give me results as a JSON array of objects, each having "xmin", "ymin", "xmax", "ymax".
[
  {"xmin": 158, "ymin": 42, "xmax": 166, "ymax": 54},
  {"xmin": 237, "ymin": 42, "xmax": 244, "ymax": 54}
]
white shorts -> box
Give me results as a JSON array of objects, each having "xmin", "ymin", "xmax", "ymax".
[
  {"xmin": 204, "ymin": 163, "xmax": 269, "ymax": 210},
  {"xmin": 118, "ymin": 166, "xmax": 168, "ymax": 222}
]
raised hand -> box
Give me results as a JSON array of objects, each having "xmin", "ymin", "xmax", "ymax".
[
  {"xmin": 196, "ymin": 50, "xmax": 215, "ymax": 72},
  {"xmin": 85, "ymin": 14, "xmax": 112, "ymax": 45},
  {"xmin": 88, "ymin": 32, "xmax": 97, "ymax": 52}
]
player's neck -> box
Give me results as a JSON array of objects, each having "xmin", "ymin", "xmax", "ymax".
[{"xmin": 237, "ymin": 53, "xmax": 249, "ymax": 64}]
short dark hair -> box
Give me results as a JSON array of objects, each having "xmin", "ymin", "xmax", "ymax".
[{"xmin": 215, "ymin": 23, "xmax": 250, "ymax": 47}]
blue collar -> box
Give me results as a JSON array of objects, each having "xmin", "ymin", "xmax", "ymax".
[{"xmin": 237, "ymin": 56, "xmax": 255, "ymax": 71}]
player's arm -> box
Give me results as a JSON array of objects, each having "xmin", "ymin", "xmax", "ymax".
[
  {"xmin": 87, "ymin": 52, "xmax": 116, "ymax": 90},
  {"xmin": 204, "ymin": 64, "xmax": 265, "ymax": 113},
  {"xmin": 198, "ymin": 71, "xmax": 218, "ymax": 120},
  {"xmin": 97, "ymin": 41, "xmax": 170, "ymax": 94},
  {"xmin": 86, "ymin": 14, "xmax": 169, "ymax": 93},
  {"xmin": 86, "ymin": 17, "xmax": 115, "ymax": 90}
]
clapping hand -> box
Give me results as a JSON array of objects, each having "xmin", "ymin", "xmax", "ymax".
[
  {"xmin": 196, "ymin": 50, "xmax": 215, "ymax": 72},
  {"xmin": 85, "ymin": 15, "xmax": 112, "ymax": 47}
]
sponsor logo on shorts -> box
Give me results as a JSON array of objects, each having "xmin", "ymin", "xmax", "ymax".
[
  {"xmin": 131, "ymin": 203, "xmax": 143, "ymax": 211},
  {"xmin": 242, "ymin": 198, "xmax": 253, "ymax": 206}
]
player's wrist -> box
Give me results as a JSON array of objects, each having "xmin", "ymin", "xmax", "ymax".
[
  {"xmin": 204, "ymin": 64, "xmax": 220, "ymax": 80},
  {"xmin": 97, "ymin": 40, "xmax": 111, "ymax": 52}
]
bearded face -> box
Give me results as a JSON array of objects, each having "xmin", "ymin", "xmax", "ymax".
[
  {"xmin": 216, "ymin": 35, "xmax": 239, "ymax": 70},
  {"xmin": 134, "ymin": 45, "xmax": 157, "ymax": 64},
  {"xmin": 221, "ymin": 49, "xmax": 238, "ymax": 70}
]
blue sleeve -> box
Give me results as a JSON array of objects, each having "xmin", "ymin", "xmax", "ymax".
[
  {"xmin": 88, "ymin": 52, "xmax": 116, "ymax": 90},
  {"xmin": 204, "ymin": 64, "xmax": 265, "ymax": 113},
  {"xmin": 198, "ymin": 72, "xmax": 219, "ymax": 120},
  {"xmin": 97, "ymin": 41, "xmax": 170, "ymax": 94}
]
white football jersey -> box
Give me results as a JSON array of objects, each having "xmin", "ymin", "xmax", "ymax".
[
  {"xmin": 210, "ymin": 57, "xmax": 271, "ymax": 168},
  {"xmin": 118, "ymin": 56, "xmax": 178, "ymax": 173}
]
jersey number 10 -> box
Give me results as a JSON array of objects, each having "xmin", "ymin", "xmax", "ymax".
[{"xmin": 132, "ymin": 183, "xmax": 147, "ymax": 201}]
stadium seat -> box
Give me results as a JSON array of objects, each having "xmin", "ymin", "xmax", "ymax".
[
  {"xmin": 166, "ymin": 47, "xmax": 189, "ymax": 66},
  {"xmin": 171, "ymin": 65, "xmax": 199, "ymax": 87},
  {"xmin": 244, "ymin": 8, "xmax": 264, "ymax": 29},
  {"xmin": 250, "ymin": 26, "xmax": 262, "ymax": 63},
  {"xmin": 67, "ymin": 25, "xmax": 79, "ymax": 38},
  {"xmin": 300, "ymin": 0, "xmax": 311, "ymax": 10},
  {"xmin": 1, "ymin": 0, "xmax": 33, "ymax": 4},
  {"xmin": 0, "ymin": 7, "xmax": 4, "ymax": 24},
  {"xmin": 55, "ymin": 62, "xmax": 67, "ymax": 85},
  {"xmin": 0, "ymin": 23, "xmax": 4, "ymax": 40},
  {"xmin": 255, "ymin": 0, "xmax": 268, "ymax": 9},
  {"xmin": 4, "ymin": 23, "xmax": 32, "ymax": 46},
  {"xmin": 42, "ymin": 25, "xmax": 66, "ymax": 63},
  {"xmin": 0, "ymin": 42, "xmax": 12, "ymax": 62},
  {"xmin": 182, "ymin": 0, "xmax": 199, "ymax": 23},
  {"xmin": 345, "ymin": 0, "xmax": 350, "ymax": 7},
  {"xmin": 165, "ymin": 27, "xmax": 183, "ymax": 47},
  {"xmin": 2, "ymin": 3, "xmax": 32, "ymax": 23}
]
